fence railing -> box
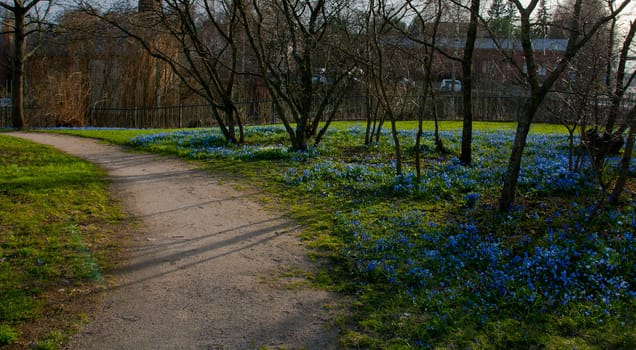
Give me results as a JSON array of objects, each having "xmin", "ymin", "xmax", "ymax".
[
  {"xmin": 1, "ymin": 93, "xmax": 634, "ymax": 129},
  {"xmin": 0, "ymin": 107, "xmax": 10, "ymax": 128}
]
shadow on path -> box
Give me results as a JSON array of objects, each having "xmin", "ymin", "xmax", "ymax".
[{"xmin": 9, "ymin": 132, "xmax": 339, "ymax": 350}]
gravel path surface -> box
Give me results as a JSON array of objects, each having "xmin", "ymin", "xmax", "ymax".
[{"xmin": 11, "ymin": 132, "xmax": 339, "ymax": 350}]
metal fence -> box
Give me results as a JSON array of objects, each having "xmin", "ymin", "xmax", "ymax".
[
  {"xmin": 81, "ymin": 95, "xmax": 540, "ymax": 128},
  {"xmin": 0, "ymin": 107, "xmax": 10, "ymax": 128},
  {"xmin": 1, "ymin": 93, "xmax": 634, "ymax": 129}
]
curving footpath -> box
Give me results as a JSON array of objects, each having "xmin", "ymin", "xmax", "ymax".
[{"xmin": 11, "ymin": 132, "xmax": 338, "ymax": 350}]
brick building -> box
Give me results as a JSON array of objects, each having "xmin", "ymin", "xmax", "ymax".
[{"xmin": 432, "ymin": 37, "xmax": 568, "ymax": 89}]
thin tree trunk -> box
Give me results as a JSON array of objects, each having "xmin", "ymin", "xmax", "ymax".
[
  {"xmin": 375, "ymin": 109, "xmax": 384, "ymax": 144},
  {"xmin": 416, "ymin": 67, "xmax": 434, "ymax": 182},
  {"xmin": 500, "ymin": 97, "xmax": 539, "ymax": 211},
  {"xmin": 459, "ymin": 0, "xmax": 480, "ymax": 166},
  {"xmin": 389, "ymin": 109, "xmax": 402, "ymax": 175},
  {"xmin": 429, "ymin": 80, "xmax": 443, "ymax": 152},
  {"xmin": 236, "ymin": 108, "xmax": 244, "ymax": 143},
  {"xmin": 12, "ymin": 8, "xmax": 26, "ymax": 129},
  {"xmin": 415, "ymin": 88, "xmax": 425, "ymax": 181},
  {"xmin": 365, "ymin": 91, "xmax": 373, "ymax": 145},
  {"xmin": 568, "ymin": 128, "xmax": 575, "ymax": 171}
]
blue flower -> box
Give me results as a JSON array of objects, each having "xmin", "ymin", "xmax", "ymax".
[{"xmin": 464, "ymin": 192, "xmax": 479, "ymax": 207}]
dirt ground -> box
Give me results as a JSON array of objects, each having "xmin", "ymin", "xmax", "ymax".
[{"xmin": 11, "ymin": 133, "xmax": 340, "ymax": 350}]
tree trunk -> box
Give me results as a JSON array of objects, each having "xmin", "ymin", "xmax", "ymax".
[
  {"xmin": 417, "ymin": 65, "xmax": 436, "ymax": 182},
  {"xmin": 429, "ymin": 80, "xmax": 444, "ymax": 152},
  {"xmin": 459, "ymin": 0, "xmax": 480, "ymax": 166},
  {"xmin": 236, "ymin": 108, "xmax": 244, "ymax": 143},
  {"xmin": 375, "ymin": 111, "xmax": 384, "ymax": 144},
  {"xmin": 389, "ymin": 110, "xmax": 402, "ymax": 175},
  {"xmin": 295, "ymin": 120, "xmax": 308, "ymax": 151},
  {"xmin": 365, "ymin": 91, "xmax": 373, "ymax": 145},
  {"xmin": 567, "ymin": 129, "xmax": 575, "ymax": 171},
  {"xmin": 223, "ymin": 103, "xmax": 241, "ymax": 144},
  {"xmin": 499, "ymin": 96, "xmax": 539, "ymax": 211},
  {"xmin": 11, "ymin": 8, "xmax": 26, "ymax": 129}
]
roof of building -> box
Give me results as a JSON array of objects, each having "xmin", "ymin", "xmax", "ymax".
[{"xmin": 435, "ymin": 38, "xmax": 568, "ymax": 52}]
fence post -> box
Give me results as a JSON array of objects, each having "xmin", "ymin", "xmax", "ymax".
[
  {"xmin": 271, "ymin": 99, "xmax": 275, "ymax": 124},
  {"xmin": 179, "ymin": 104, "xmax": 182, "ymax": 128}
]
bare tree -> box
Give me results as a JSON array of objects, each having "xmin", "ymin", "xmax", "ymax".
[
  {"xmin": 364, "ymin": 0, "xmax": 408, "ymax": 174},
  {"xmin": 78, "ymin": 0, "xmax": 246, "ymax": 143},
  {"xmin": 498, "ymin": 0, "xmax": 631, "ymax": 211},
  {"xmin": 0, "ymin": 0, "xmax": 52, "ymax": 128},
  {"xmin": 547, "ymin": 0, "xmax": 635, "ymax": 200},
  {"xmin": 407, "ymin": 0, "xmax": 443, "ymax": 181},
  {"xmin": 359, "ymin": 1, "xmax": 409, "ymax": 150},
  {"xmin": 598, "ymin": 16, "xmax": 636, "ymax": 159},
  {"xmin": 373, "ymin": 0, "xmax": 463, "ymax": 178},
  {"xmin": 237, "ymin": 0, "xmax": 357, "ymax": 151},
  {"xmin": 545, "ymin": 1, "xmax": 613, "ymax": 172},
  {"xmin": 382, "ymin": 0, "xmax": 445, "ymax": 180},
  {"xmin": 568, "ymin": 9, "xmax": 636, "ymax": 202},
  {"xmin": 398, "ymin": 0, "xmax": 480, "ymax": 166},
  {"xmin": 607, "ymin": 19, "xmax": 636, "ymax": 204}
]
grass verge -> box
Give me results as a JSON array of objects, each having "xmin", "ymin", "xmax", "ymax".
[{"xmin": 0, "ymin": 134, "xmax": 127, "ymax": 349}]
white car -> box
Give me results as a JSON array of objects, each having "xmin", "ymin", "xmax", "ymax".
[{"xmin": 439, "ymin": 79, "xmax": 462, "ymax": 92}]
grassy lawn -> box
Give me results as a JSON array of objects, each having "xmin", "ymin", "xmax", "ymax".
[
  {"xmin": 0, "ymin": 134, "xmax": 127, "ymax": 349},
  {"xmin": 39, "ymin": 122, "xmax": 636, "ymax": 349}
]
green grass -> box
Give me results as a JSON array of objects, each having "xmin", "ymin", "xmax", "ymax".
[
  {"xmin": 0, "ymin": 134, "xmax": 125, "ymax": 349},
  {"xmin": 324, "ymin": 120, "xmax": 570, "ymax": 134},
  {"xmin": 40, "ymin": 122, "xmax": 634, "ymax": 349},
  {"xmin": 40, "ymin": 128, "xmax": 177, "ymax": 145},
  {"xmin": 41, "ymin": 121, "xmax": 570, "ymax": 143}
]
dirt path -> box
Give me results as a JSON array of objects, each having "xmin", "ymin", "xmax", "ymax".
[{"xmin": 11, "ymin": 133, "xmax": 339, "ymax": 350}]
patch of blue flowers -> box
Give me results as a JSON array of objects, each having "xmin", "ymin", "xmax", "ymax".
[
  {"xmin": 243, "ymin": 125, "xmax": 289, "ymax": 138},
  {"xmin": 282, "ymin": 130, "xmax": 607, "ymax": 201},
  {"xmin": 130, "ymin": 129, "xmax": 227, "ymax": 148},
  {"xmin": 336, "ymin": 208, "xmax": 636, "ymax": 321},
  {"xmin": 282, "ymin": 161, "xmax": 394, "ymax": 195},
  {"xmin": 130, "ymin": 127, "xmax": 318, "ymax": 161},
  {"xmin": 129, "ymin": 127, "xmax": 631, "ymax": 203}
]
